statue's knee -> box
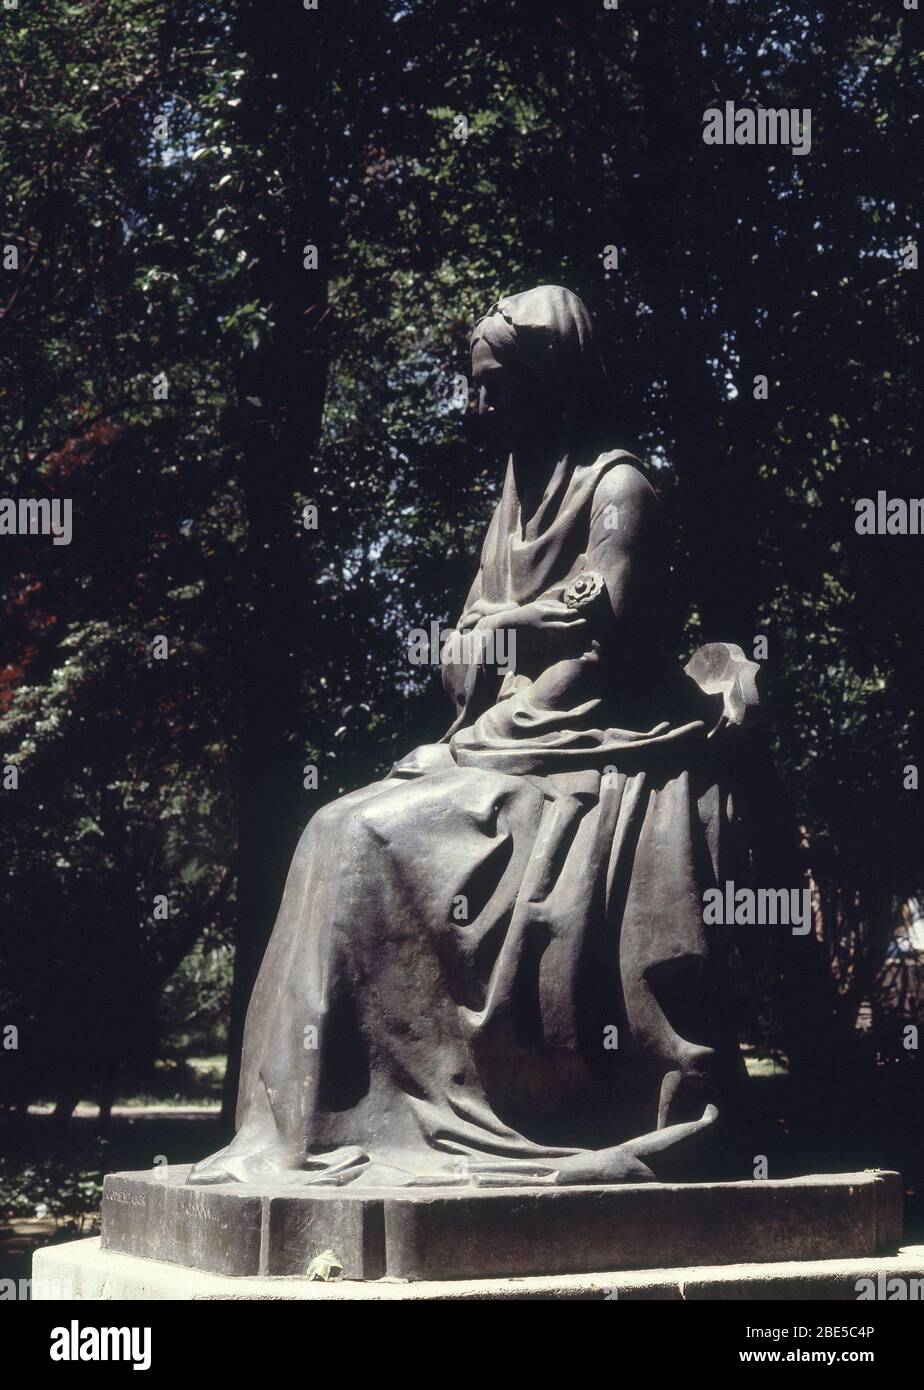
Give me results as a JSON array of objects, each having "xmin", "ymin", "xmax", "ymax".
[
  {"xmin": 309, "ymin": 800, "xmax": 342, "ymax": 835},
  {"xmin": 309, "ymin": 795, "xmax": 365, "ymax": 839}
]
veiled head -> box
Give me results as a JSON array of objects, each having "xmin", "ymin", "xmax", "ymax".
[{"xmin": 470, "ymin": 286, "xmax": 609, "ymax": 454}]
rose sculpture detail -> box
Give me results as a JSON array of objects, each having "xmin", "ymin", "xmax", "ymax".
[{"xmin": 563, "ymin": 570, "xmax": 606, "ymax": 611}]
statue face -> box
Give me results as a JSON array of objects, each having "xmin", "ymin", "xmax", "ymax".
[{"xmin": 471, "ymin": 337, "xmax": 562, "ymax": 450}]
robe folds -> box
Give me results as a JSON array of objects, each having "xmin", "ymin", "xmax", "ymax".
[{"xmin": 193, "ymin": 451, "xmax": 754, "ymax": 1188}]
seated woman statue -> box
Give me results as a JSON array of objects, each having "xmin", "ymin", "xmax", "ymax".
[{"xmin": 191, "ymin": 285, "xmax": 759, "ymax": 1189}]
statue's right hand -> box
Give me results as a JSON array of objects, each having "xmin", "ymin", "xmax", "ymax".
[
  {"xmin": 504, "ymin": 597, "xmax": 589, "ymax": 656},
  {"xmin": 459, "ymin": 600, "xmax": 516, "ymax": 632}
]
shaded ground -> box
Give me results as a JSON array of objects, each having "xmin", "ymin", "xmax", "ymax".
[
  {"xmin": 0, "ymin": 1106, "xmax": 227, "ymax": 1292},
  {"xmin": 0, "ymin": 1218, "xmax": 58, "ymax": 1294}
]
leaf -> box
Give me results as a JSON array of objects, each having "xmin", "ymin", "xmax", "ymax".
[{"xmin": 305, "ymin": 1248, "xmax": 342, "ymax": 1281}]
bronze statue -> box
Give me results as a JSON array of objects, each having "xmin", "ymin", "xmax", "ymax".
[{"xmin": 190, "ymin": 286, "xmax": 759, "ymax": 1189}]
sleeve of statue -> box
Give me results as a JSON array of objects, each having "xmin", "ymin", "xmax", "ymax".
[
  {"xmin": 577, "ymin": 462, "xmax": 662, "ymax": 654},
  {"xmin": 440, "ymin": 509, "xmax": 512, "ymax": 735}
]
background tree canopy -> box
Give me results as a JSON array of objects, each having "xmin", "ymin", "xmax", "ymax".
[{"xmin": 1, "ymin": 1, "xmax": 921, "ymax": 1192}]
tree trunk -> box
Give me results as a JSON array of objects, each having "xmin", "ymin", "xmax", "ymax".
[{"xmin": 221, "ymin": 5, "xmax": 332, "ymax": 1124}]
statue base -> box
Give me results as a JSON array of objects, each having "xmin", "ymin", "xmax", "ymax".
[
  {"xmin": 34, "ymin": 1232, "xmax": 924, "ymax": 1302},
  {"xmin": 93, "ymin": 1166, "xmax": 902, "ymax": 1282}
]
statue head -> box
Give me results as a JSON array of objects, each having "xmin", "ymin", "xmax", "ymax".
[{"xmin": 470, "ymin": 285, "xmax": 609, "ymax": 455}]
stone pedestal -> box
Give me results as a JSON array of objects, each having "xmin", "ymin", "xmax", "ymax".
[
  {"xmin": 94, "ymin": 1166, "xmax": 901, "ymax": 1283},
  {"xmin": 33, "ymin": 1236, "xmax": 924, "ymax": 1302}
]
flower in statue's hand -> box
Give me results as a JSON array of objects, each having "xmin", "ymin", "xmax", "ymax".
[{"xmin": 563, "ymin": 571, "xmax": 606, "ymax": 611}]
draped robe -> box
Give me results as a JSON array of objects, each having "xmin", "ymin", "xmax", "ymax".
[{"xmin": 191, "ymin": 452, "xmax": 753, "ymax": 1188}]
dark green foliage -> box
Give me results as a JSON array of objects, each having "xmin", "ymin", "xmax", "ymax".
[{"xmin": 0, "ymin": 3, "xmax": 920, "ymax": 1136}]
